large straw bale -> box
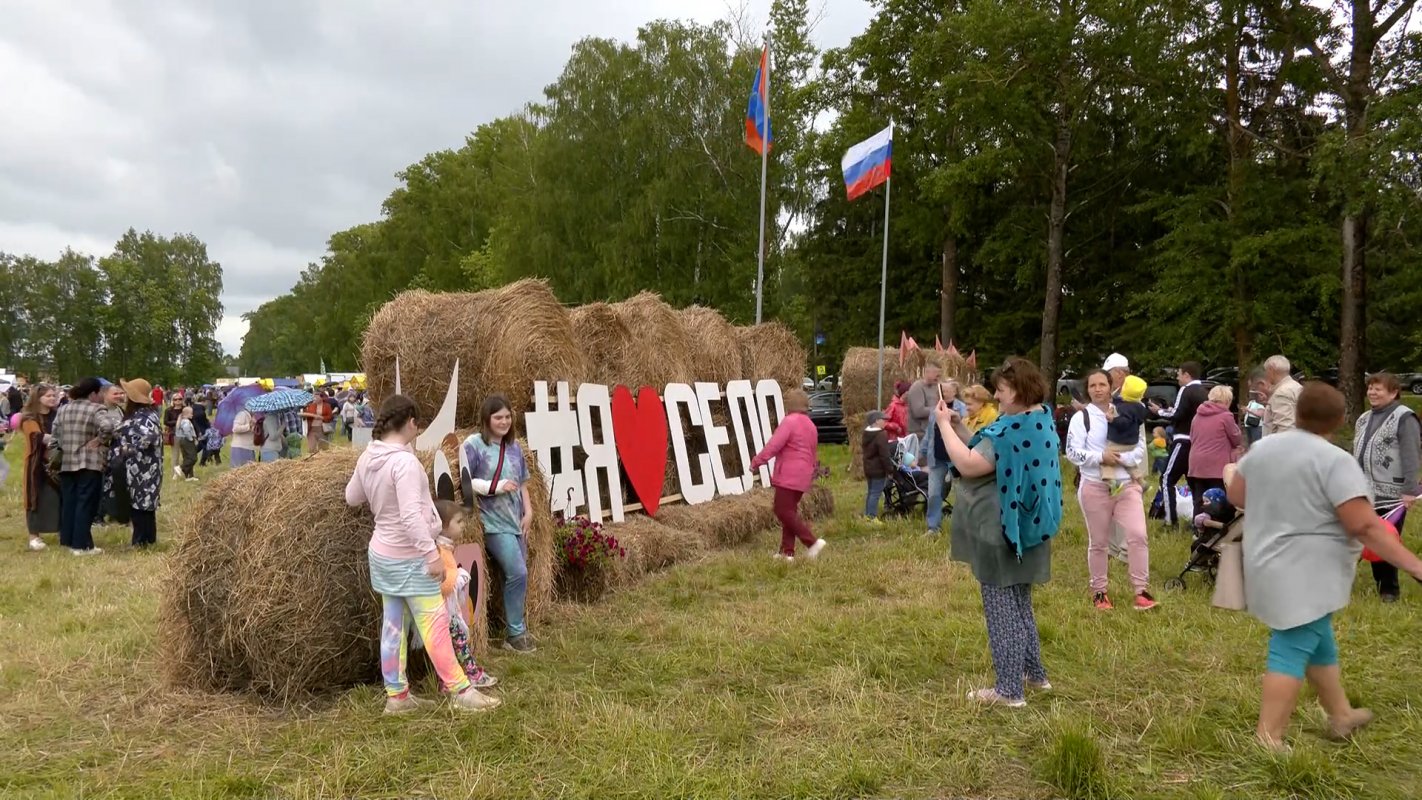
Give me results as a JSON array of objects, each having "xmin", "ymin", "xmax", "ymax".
[
  {"xmin": 361, "ymin": 280, "xmax": 590, "ymax": 427},
  {"xmin": 735, "ymin": 322, "xmax": 807, "ymax": 394},
  {"xmin": 570, "ymin": 302, "xmax": 646, "ymax": 389},
  {"xmin": 678, "ymin": 305, "xmax": 743, "ymax": 386},
  {"xmin": 608, "ymin": 292, "xmax": 695, "ymax": 387}
]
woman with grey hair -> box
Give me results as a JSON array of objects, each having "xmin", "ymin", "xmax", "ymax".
[{"xmin": 1353, "ymin": 372, "xmax": 1420, "ymax": 602}]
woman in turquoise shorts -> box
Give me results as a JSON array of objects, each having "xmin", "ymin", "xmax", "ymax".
[{"xmin": 1230, "ymin": 382, "xmax": 1422, "ymax": 750}]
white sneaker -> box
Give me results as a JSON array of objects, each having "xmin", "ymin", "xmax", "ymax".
[
  {"xmin": 966, "ymin": 687, "xmax": 1026, "ymax": 708},
  {"xmin": 772, "ymin": 553, "xmax": 795, "ymax": 563},
  {"xmin": 383, "ymin": 694, "xmax": 427, "ymax": 715},
  {"xmin": 450, "ymin": 687, "xmax": 501, "ymax": 712},
  {"xmin": 186, "ymin": 477, "xmax": 198, "ymax": 483},
  {"xmin": 173, "ymin": 465, "xmax": 184, "ymax": 480},
  {"xmin": 806, "ymin": 539, "xmax": 828, "ymax": 560},
  {"xmin": 72, "ymin": 547, "xmax": 103, "ymax": 557},
  {"xmin": 1026, "ymin": 677, "xmax": 1053, "ymax": 691},
  {"xmin": 28, "ymin": 537, "xmax": 47, "ymax": 552}
]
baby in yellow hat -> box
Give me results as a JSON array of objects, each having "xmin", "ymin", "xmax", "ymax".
[{"xmin": 1104, "ymin": 375, "xmax": 1151, "ymax": 483}]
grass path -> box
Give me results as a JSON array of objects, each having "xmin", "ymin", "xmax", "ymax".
[{"xmin": 1, "ymin": 442, "xmax": 1420, "ymax": 799}]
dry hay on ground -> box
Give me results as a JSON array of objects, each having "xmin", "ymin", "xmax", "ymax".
[
  {"xmin": 839, "ymin": 347, "xmax": 972, "ymax": 420},
  {"xmin": 678, "ymin": 305, "xmax": 743, "ymax": 386},
  {"xmin": 361, "ymin": 280, "xmax": 589, "ymax": 427},
  {"xmin": 608, "ymin": 292, "xmax": 695, "ymax": 388},
  {"xmin": 735, "ymin": 322, "xmax": 807, "ymax": 394},
  {"xmin": 610, "ymin": 483, "xmax": 836, "ymax": 578}
]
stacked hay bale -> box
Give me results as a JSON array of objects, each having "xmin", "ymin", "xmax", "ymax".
[
  {"xmin": 677, "ymin": 304, "xmax": 748, "ymax": 485},
  {"xmin": 361, "ymin": 279, "xmax": 590, "ymax": 426},
  {"xmin": 608, "ymin": 291, "xmax": 696, "ymax": 389},
  {"xmin": 735, "ymin": 321, "xmax": 807, "ymax": 395},
  {"xmin": 839, "ymin": 347, "xmax": 971, "ymax": 478}
]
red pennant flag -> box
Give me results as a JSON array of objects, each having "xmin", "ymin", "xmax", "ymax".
[
  {"xmin": 898, "ymin": 331, "xmax": 908, "ymax": 367},
  {"xmin": 946, "ymin": 341, "xmax": 961, "ymax": 359},
  {"xmin": 966, "ymin": 349, "xmax": 977, "ymax": 370},
  {"xmin": 934, "ymin": 335, "xmax": 944, "ymax": 351}
]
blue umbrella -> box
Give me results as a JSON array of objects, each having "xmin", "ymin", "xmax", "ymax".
[
  {"xmin": 245, "ymin": 388, "xmax": 315, "ymax": 414},
  {"xmin": 215, "ymin": 384, "xmax": 268, "ymax": 436}
]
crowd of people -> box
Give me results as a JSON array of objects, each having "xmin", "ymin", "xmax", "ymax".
[
  {"xmin": 4, "ymin": 351, "xmax": 1418, "ymax": 745},
  {"xmin": 1, "ymin": 378, "xmax": 376, "ymax": 552},
  {"xmin": 837, "ymin": 349, "xmax": 1422, "ymax": 746}
]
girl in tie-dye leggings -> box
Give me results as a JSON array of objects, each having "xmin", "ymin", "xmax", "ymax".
[{"xmin": 346, "ymin": 394, "xmax": 500, "ymax": 714}]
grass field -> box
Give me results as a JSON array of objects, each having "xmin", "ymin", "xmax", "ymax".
[{"xmin": 2, "ymin": 437, "xmax": 1421, "ymax": 799}]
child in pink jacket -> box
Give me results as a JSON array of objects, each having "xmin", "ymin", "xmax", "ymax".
[
  {"xmin": 345, "ymin": 395, "xmax": 498, "ymax": 715},
  {"xmin": 750, "ymin": 389, "xmax": 827, "ymax": 562}
]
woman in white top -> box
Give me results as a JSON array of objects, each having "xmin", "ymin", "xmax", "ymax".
[
  {"xmin": 230, "ymin": 409, "xmax": 257, "ymax": 467},
  {"xmin": 1065, "ymin": 369, "xmax": 1155, "ymax": 611}
]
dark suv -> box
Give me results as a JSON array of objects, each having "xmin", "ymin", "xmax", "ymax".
[{"xmin": 807, "ymin": 391, "xmax": 847, "ymax": 444}]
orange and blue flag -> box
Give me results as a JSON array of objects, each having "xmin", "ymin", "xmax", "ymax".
[{"xmin": 745, "ymin": 45, "xmax": 771, "ymax": 155}]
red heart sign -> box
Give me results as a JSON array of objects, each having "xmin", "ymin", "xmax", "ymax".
[{"xmin": 611, "ymin": 385, "xmax": 669, "ymax": 516}]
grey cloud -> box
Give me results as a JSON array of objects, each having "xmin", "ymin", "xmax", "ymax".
[{"xmin": 1, "ymin": 0, "xmax": 872, "ymax": 354}]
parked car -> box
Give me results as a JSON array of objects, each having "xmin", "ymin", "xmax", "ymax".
[
  {"xmin": 1400, "ymin": 372, "xmax": 1422, "ymax": 395},
  {"xmin": 802, "ymin": 377, "xmax": 817, "ymax": 391},
  {"xmin": 815, "ymin": 374, "xmax": 839, "ymax": 391},
  {"xmin": 807, "ymin": 391, "xmax": 847, "ymax": 444}
]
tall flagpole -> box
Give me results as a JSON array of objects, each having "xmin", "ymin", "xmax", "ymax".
[
  {"xmin": 754, "ymin": 31, "xmax": 771, "ymax": 324},
  {"xmin": 875, "ymin": 171, "xmax": 891, "ymax": 410}
]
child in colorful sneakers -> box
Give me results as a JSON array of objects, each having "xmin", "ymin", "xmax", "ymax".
[{"xmin": 434, "ymin": 500, "xmax": 499, "ymax": 691}]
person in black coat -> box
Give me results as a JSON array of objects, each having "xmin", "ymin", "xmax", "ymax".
[{"xmin": 862, "ymin": 411, "xmax": 896, "ymax": 522}]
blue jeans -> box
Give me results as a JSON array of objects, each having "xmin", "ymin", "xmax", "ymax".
[
  {"xmin": 925, "ymin": 463, "xmax": 952, "ymax": 532},
  {"xmin": 865, "ymin": 478, "xmax": 886, "ymax": 517},
  {"xmin": 485, "ymin": 532, "xmax": 529, "ymax": 637}
]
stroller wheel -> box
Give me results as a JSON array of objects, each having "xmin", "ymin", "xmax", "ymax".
[{"xmin": 1163, "ymin": 577, "xmax": 1186, "ymax": 592}]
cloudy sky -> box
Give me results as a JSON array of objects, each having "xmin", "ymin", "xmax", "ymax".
[{"xmin": 1, "ymin": 0, "xmax": 872, "ymax": 357}]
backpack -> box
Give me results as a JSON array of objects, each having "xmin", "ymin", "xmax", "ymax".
[
  {"xmin": 252, "ymin": 416, "xmax": 267, "ymax": 448},
  {"xmin": 1070, "ymin": 408, "xmax": 1092, "ymax": 488}
]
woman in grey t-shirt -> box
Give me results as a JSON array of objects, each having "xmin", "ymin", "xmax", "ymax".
[{"xmin": 1230, "ymin": 382, "xmax": 1422, "ymax": 751}]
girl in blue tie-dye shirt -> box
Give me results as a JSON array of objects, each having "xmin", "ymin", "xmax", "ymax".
[{"xmin": 461, "ymin": 394, "xmax": 536, "ymax": 653}]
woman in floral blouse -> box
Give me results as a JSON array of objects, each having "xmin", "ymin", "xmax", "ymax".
[{"xmin": 116, "ymin": 379, "xmax": 164, "ymax": 547}]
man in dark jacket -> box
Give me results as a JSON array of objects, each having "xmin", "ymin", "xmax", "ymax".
[
  {"xmin": 1149, "ymin": 360, "xmax": 1211, "ymax": 527},
  {"xmin": 862, "ymin": 411, "xmax": 896, "ymax": 522}
]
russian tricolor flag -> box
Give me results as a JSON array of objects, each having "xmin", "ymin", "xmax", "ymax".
[
  {"xmin": 841, "ymin": 124, "xmax": 892, "ymax": 201},
  {"xmin": 745, "ymin": 46, "xmax": 771, "ymax": 155}
]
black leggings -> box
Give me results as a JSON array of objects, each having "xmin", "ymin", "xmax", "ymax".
[{"xmin": 1159, "ymin": 439, "xmax": 1193, "ymax": 526}]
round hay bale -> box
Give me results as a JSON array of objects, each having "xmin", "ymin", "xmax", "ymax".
[
  {"xmin": 735, "ymin": 322, "xmax": 806, "ymax": 393},
  {"xmin": 678, "ymin": 305, "xmax": 743, "ymax": 386},
  {"xmin": 654, "ymin": 490, "xmax": 776, "ymax": 548},
  {"xmin": 160, "ymin": 462, "xmax": 269, "ymax": 692},
  {"xmin": 570, "ymin": 302, "xmax": 645, "ymax": 388},
  {"xmin": 609, "ymin": 292, "xmax": 695, "ymax": 388},
  {"xmin": 220, "ymin": 451, "xmax": 384, "ymax": 700},
  {"xmin": 361, "ymin": 280, "xmax": 590, "ymax": 427},
  {"xmin": 839, "ymin": 347, "xmax": 927, "ymax": 419}
]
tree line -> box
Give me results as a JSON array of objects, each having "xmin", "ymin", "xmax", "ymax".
[
  {"xmin": 0, "ymin": 229, "xmax": 226, "ymax": 387},
  {"xmin": 235, "ymin": 0, "xmax": 1421, "ymax": 413}
]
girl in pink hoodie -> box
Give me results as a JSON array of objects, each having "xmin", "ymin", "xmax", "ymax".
[
  {"xmin": 750, "ymin": 389, "xmax": 827, "ymax": 562},
  {"xmin": 345, "ymin": 395, "xmax": 499, "ymax": 715}
]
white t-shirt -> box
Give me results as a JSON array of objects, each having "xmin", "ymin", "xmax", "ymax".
[
  {"xmin": 1238, "ymin": 430, "xmax": 1371, "ymax": 630},
  {"xmin": 1065, "ymin": 404, "xmax": 1143, "ymax": 482}
]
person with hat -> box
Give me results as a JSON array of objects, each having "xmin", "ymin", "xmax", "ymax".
[
  {"xmin": 862, "ymin": 411, "xmax": 895, "ymax": 522},
  {"xmin": 115, "ymin": 379, "xmax": 164, "ymax": 547}
]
